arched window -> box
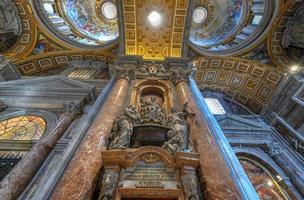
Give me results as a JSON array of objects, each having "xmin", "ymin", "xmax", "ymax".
[
  {"xmin": 0, "ymin": 116, "xmax": 46, "ymax": 140},
  {"xmin": 204, "ymin": 98, "xmax": 226, "ymax": 114},
  {"xmin": 202, "ymin": 91, "xmax": 252, "ymax": 115},
  {"xmin": 239, "ymin": 157, "xmax": 290, "ymax": 200}
]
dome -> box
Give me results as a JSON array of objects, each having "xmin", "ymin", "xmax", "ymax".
[
  {"xmin": 189, "ymin": 0, "xmax": 279, "ymax": 56},
  {"xmin": 190, "ymin": 0, "xmax": 244, "ymax": 47},
  {"xmin": 33, "ymin": 0, "xmax": 119, "ymax": 49}
]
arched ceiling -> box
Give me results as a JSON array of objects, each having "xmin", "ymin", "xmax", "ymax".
[
  {"xmin": 2, "ymin": 1, "xmax": 301, "ymax": 80},
  {"xmin": 2, "ymin": 0, "xmax": 302, "ymax": 114},
  {"xmin": 193, "ymin": 56, "xmax": 285, "ymax": 113},
  {"xmin": 3, "ymin": 0, "xmax": 285, "ymax": 62}
]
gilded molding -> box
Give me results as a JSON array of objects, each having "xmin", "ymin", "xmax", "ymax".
[
  {"xmin": 14, "ymin": 50, "xmax": 115, "ymax": 75},
  {"xmin": 194, "ymin": 56, "xmax": 285, "ymax": 113},
  {"xmin": 4, "ymin": 0, "xmax": 38, "ymax": 61},
  {"xmin": 267, "ymin": 0, "xmax": 302, "ymax": 70}
]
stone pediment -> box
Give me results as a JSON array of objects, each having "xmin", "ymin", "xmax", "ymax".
[
  {"xmin": 0, "ymin": 76, "xmax": 94, "ymax": 90},
  {"xmin": 0, "ymin": 76, "xmax": 97, "ymax": 108},
  {"xmin": 216, "ymin": 115, "xmax": 268, "ymax": 130}
]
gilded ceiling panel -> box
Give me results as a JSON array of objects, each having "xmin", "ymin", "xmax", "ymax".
[
  {"xmin": 268, "ymin": 0, "xmax": 304, "ymax": 71},
  {"xmin": 14, "ymin": 50, "xmax": 115, "ymax": 75},
  {"xmin": 123, "ymin": 0, "xmax": 189, "ymax": 60},
  {"xmin": 194, "ymin": 57, "xmax": 285, "ymax": 113},
  {"xmin": 3, "ymin": 0, "xmax": 38, "ymax": 61}
]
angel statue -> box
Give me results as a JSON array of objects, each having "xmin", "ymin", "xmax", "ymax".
[{"xmin": 108, "ymin": 105, "xmax": 140, "ymax": 149}]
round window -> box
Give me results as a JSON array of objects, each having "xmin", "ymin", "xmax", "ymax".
[
  {"xmin": 101, "ymin": 2, "xmax": 117, "ymax": 20},
  {"xmin": 192, "ymin": 7, "xmax": 208, "ymax": 24}
]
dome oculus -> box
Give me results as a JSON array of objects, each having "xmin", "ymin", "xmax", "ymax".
[
  {"xmin": 192, "ymin": 7, "xmax": 208, "ymax": 24},
  {"xmin": 102, "ymin": 2, "xmax": 117, "ymax": 20},
  {"xmin": 148, "ymin": 11, "xmax": 162, "ymax": 26}
]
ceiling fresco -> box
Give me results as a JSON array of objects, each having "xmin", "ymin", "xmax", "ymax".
[
  {"xmin": 189, "ymin": 0, "xmax": 244, "ymax": 47},
  {"xmin": 61, "ymin": 0, "xmax": 119, "ymax": 43}
]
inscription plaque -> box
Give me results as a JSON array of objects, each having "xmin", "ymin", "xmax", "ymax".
[{"xmin": 120, "ymin": 161, "xmax": 178, "ymax": 189}]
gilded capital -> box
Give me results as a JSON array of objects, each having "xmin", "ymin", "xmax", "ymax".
[
  {"xmin": 113, "ymin": 65, "xmax": 135, "ymax": 82},
  {"xmin": 171, "ymin": 66, "xmax": 192, "ymax": 86}
]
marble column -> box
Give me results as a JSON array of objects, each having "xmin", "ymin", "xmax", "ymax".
[
  {"xmin": 51, "ymin": 76, "xmax": 131, "ymax": 200},
  {"xmin": 174, "ymin": 76, "xmax": 258, "ymax": 199},
  {"xmin": 0, "ymin": 102, "xmax": 82, "ymax": 200},
  {"xmin": 268, "ymin": 143, "xmax": 304, "ymax": 197}
]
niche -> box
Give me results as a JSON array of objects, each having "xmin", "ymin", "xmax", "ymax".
[{"xmin": 129, "ymin": 79, "xmax": 174, "ymax": 147}]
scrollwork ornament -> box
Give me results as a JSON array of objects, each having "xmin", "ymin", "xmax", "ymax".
[
  {"xmin": 170, "ymin": 65, "xmax": 193, "ymax": 85},
  {"xmin": 113, "ymin": 65, "xmax": 135, "ymax": 82},
  {"xmin": 63, "ymin": 102, "xmax": 82, "ymax": 117},
  {"xmin": 267, "ymin": 142, "xmax": 282, "ymax": 157},
  {"xmin": 0, "ymin": 100, "xmax": 6, "ymax": 112},
  {"xmin": 137, "ymin": 62, "xmax": 171, "ymax": 77}
]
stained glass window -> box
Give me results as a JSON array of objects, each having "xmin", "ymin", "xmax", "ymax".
[
  {"xmin": 204, "ymin": 98, "xmax": 226, "ymax": 114},
  {"xmin": 0, "ymin": 116, "xmax": 46, "ymax": 140},
  {"xmin": 239, "ymin": 158, "xmax": 289, "ymax": 200},
  {"xmin": 252, "ymin": 15, "xmax": 263, "ymax": 25}
]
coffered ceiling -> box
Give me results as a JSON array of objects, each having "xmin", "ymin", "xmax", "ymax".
[{"xmin": 122, "ymin": 0, "xmax": 189, "ymax": 60}]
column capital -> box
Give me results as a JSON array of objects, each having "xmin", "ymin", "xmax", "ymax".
[
  {"xmin": 267, "ymin": 142, "xmax": 282, "ymax": 157},
  {"xmin": 171, "ymin": 66, "xmax": 192, "ymax": 86},
  {"xmin": 113, "ymin": 65, "xmax": 135, "ymax": 82},
  {"xmin": 63, "ymin": 102, "xmax": 82, "ymax": 117}
]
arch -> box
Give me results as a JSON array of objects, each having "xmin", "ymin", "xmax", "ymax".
[
  {"xmin": 234, "ymin": 147, "xmax": 293, "ymax": 200},
  {"xmin": 0, "ymin": 110, "xmax": 58, "ymax": 140},
  {"xmin": 131, "ymin": 79, "xmax": 174, "ymax": 115},
  {"xmin": 202, "ymin": 91, "xmax": 254, "ymax": 115},
  {"xmin": 193, "ymin": 56, "xmax": 285, "ymax": 113},
  {"xmin": 234, "ymin": 147, "xmax": 287, "ymax": 178}
]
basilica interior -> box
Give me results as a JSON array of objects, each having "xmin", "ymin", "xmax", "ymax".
[{"xmin": 0, "ymin": 0, "xmax": 303, "ymax": 200}]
